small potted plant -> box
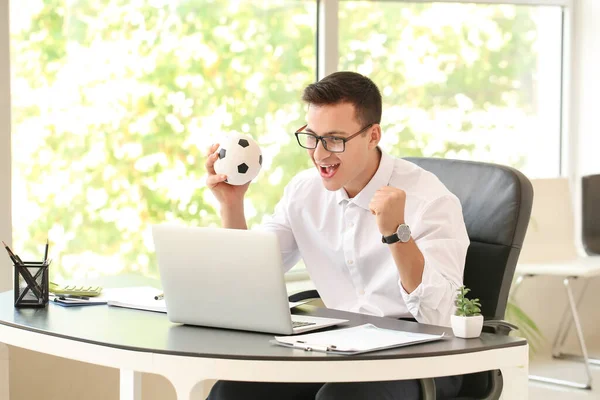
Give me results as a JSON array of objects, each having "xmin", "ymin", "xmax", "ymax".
[{"xmin": 451, "ymin": 285, "xmax": 483, "ymax": 338}]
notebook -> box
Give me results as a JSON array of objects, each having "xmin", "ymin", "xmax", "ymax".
[
  {"xmin": 104, "ymin": 286, "xmax": 312, "ymax": 314},
  {"xmin": 272, "ymin": 323, "xmax": 446, "ymax": 355}
]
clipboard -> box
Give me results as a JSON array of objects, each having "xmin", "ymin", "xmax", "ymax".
[
  {"xmin": 272, "ymin": 323, "xmax": 446, "ymax": 355},
  {"xmin": 104, "ymin": 287, "xmax": 167, "ymax": 313}
]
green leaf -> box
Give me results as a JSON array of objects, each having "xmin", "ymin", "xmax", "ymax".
[{"xmin": 505, "ymin": 301, "xmax": 544, "ymax": 354}]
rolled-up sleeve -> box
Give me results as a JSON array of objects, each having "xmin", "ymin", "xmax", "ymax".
[
  {"xmin": 400, "ymin": 195, "xmax": 469, "ymax": 326},
  {"xmin": 257, "ymin": 184, "xmax": 301, "ymax": 272}
]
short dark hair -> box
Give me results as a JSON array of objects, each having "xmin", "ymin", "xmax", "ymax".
[{"xmin": 302, "ymin": 71, "xmax": 382, "ymax": 125}]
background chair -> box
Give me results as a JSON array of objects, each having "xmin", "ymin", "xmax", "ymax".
[
  {"xmin": 514, "ymin": 177, "xmax": 600, "ymax": 390},
  {"xmin": 582, "ymin": 174, "xmax": 600, "ymax": 255},
  {"xmin": 290, "ymin": 157, "xmax": 534, "ymax": 400}
]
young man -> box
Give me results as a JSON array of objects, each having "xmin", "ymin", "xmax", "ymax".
[{"xmin": 205, "ymin": 72, "xmax": 469, "ymax": 400}]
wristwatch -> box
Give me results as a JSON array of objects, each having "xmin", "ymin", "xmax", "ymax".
[{"xmin": 381, "ymin": 223, "xmax": 411, "ymax": 244}]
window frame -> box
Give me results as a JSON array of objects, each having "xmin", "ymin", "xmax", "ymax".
[
  {"xmin": 0, "ymin": 0, "xmax": 11, "ymax": 292},
  {"xmin": 290, "ymin": 0, "xmax": 574, "ymax": 283},
  {"xmin": 0, "ymin": 0, "xmax": 583, "ymax": 289}
]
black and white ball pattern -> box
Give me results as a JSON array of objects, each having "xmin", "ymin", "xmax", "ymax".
[{"xmin": 213, "ymin": 134, "xmax": 263, "ymax": 185}]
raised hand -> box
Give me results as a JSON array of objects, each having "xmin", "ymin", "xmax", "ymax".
[
  {"xmin": 368, "ymin": 186, "xmax": 407, "ymax": 236},
  {"xmin": 205, "ymin": 143, "xmax": 250, "ymax": 207}
]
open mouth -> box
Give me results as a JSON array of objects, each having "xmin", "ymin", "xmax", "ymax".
[{"xmin": 319, "ymin": 163, "xmax": 340, "ymax": 179}]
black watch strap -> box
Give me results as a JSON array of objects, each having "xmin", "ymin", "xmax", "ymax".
[
  {"xmin": 381, "ymin": 233, "xmax": 400, "ymax": 244},
  {"xmin": 381, "ymin": 223, "xmax": 411, "ymax": 244}
]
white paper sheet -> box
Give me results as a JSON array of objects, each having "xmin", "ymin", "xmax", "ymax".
[{"xmin": 103, "ymin": 287, "xmax": 310, "ymax": 314}]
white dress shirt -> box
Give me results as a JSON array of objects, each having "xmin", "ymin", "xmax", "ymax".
[{"xmin": 260, "ymin": 151, "xmax": 469, "ymax": 327}]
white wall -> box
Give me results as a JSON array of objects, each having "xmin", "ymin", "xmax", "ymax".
[{"xmin": 577, "ymin": 0, "xmax": 600, "ymax": 177}]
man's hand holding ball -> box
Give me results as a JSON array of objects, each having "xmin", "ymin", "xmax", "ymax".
[{"xmin": 205, "ymin": 133, "xmax": 263, "ymax": 206}]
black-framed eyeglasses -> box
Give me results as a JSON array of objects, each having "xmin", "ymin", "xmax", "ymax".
[{"xmin": 294, "ymin": 123, "xmax": 375, "ymax": 153}]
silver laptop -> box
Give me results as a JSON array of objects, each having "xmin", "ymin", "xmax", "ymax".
[{"xmin": 152, "ymin": 224, "xmax": 348, "ymax": 335}]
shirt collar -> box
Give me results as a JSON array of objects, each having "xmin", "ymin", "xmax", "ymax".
[{"xmin": 335, "ymin": 150, "xmax": 395, "ymax": 210}]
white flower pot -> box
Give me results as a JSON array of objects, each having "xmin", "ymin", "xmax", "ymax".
[{"xmin": 451, "ymin": 314, "xmax": 484, "ymax": 338}]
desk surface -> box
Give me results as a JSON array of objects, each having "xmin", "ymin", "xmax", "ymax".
[{"xmin": 0, "ymin": 291, "xmax": 525, "ymax": 362}]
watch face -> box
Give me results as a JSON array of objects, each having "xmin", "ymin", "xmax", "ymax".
[{"xmin": 397, "ymin": 224, "xmax": 411, "ymax": 242}]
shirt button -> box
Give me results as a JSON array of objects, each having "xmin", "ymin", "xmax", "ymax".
[
  {"xmin": 349, "ymin": 222, "xmax": 354, "ymax": 227},
  {"xmin": 348, "ymin": 260, "xmax": 354, "ymax": 265},
  {"xmin": 359, "ymin": 290, "xmax": 365, "ymax": 295}
]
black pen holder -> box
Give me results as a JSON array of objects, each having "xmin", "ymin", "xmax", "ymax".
[{"xmin": 14, "ymin": 261, "xmax": 49, "ymax": 308}]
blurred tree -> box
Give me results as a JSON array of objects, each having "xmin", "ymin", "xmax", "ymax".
[
  {"xmin": 339, "ymin": 2, "xmax": 537, "ymax": 162},
  {"xmin": 11, "ymin": 0, "xmax": 540, "ymax": 280}
]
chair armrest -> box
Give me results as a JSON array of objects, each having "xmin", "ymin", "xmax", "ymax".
[
  {"xmin": 483, "ymin": 320, "xmax": 519, "ymax": 336},
  {"xmin": 288, "ymin": 289, "xmax": 320, "ymax": 303}
]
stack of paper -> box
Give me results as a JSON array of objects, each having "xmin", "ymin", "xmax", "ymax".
[
  {"xmin": 102, "ymin": 287, "xmax": 312, "ymax": 314},
  {"xmin": 273, "ymin": 323, "xmax": 445, "ymax": 355}
]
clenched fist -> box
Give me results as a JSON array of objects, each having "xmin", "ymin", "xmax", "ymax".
[{"xmin": 369, "ymin": 186, "xmax": 407, "ymax": 237}]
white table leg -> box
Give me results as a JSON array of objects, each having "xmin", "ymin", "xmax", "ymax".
[
  {"xmin": 120, "ymin": 369, "xmax": 142, "ymax": 400},
  {"xmin": 172, "ymin": 380, "xmax": 207, "ymax": 400},
  {"xmin": 0, "ymin": 343, "xmax": 8, "ymax": 400},
  {"xmin": 500, "ymin": 364, "xmax": 529, "ymax": 399}
]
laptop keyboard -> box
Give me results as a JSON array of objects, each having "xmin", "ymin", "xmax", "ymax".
[{"xmin": 292, "ymin": 320, "xmax": 317, "ymax": 328}]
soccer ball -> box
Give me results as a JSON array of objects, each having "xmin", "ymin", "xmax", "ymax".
[{"xmin": 213, "ymin": 133, "xmax": 263, "ymax": 186}]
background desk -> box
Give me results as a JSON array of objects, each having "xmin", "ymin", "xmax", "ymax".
[{"xmin": 0, "ymin": 291, "xmax": 528, "ymax": 400}]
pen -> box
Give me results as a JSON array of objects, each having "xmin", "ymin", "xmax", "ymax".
[
  {"xmin": 291, "ymin": 342, "xmax": 337, "ymax": 352},
  {"xmin": 60, "ymin": 294, "xmax": 90, "ymax": 300},
  {"xmin": 43, "ymin": 239, "xmax": 49, "ymax": 264},
  {"xmin": 54, "ymin": 297, "xmax": 87, "ymax": 303},
  {"xmin": 154, "ymin": 293, "xmax": 164, "ymax": 300},
  {"xmin": 57, "ymin": 297, "xmax": 87, "ymax": 302}
]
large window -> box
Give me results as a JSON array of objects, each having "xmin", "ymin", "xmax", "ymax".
[
  {"xmin": 10, "ymin": 0, "xmax": 564, "ymax": 282},
  {"xmin": 11, "ymin": 1, "xmax": 317, "ymax": 281},
  {"xmin": 339, "ymin": 2, "xmax": 563, "ymax": 178}
]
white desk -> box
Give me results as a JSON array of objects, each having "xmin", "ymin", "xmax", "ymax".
[{"xmin": 0, "ymin": 291, "xmax": 528, "ymax": 399}]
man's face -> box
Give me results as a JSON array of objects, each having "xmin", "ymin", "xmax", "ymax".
[{"xmin": 304, "ymin": 102, "xmax": 378, "ymax": 193}]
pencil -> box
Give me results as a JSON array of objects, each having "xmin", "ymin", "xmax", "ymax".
[
  {"xmin": 2, "ymin": 241, "xmax": 22, "ymax": 264},
  {"xmin": 43, "ymin": 239, "xmax": 49, "ymax": 264},
  {"xmin": 154, "ymin": 293, "xmax": 164, "ymax": 300},
  {"xmin": 2, "ymin": 246, "xmax": 18, "ymax": 265}
]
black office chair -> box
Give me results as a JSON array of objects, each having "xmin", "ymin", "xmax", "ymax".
[
  {"xmin": 582, "ymin": 174, "xmax": 600, "ymax": 255},
  {"xmin": 289, "ymin": 157, "xmax": 534, "ymax": 400}
]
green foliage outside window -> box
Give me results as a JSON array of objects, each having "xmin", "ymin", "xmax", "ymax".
[{"xmin": 11, "ymin": 1, "xmax": 545, "ymax": 282}]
